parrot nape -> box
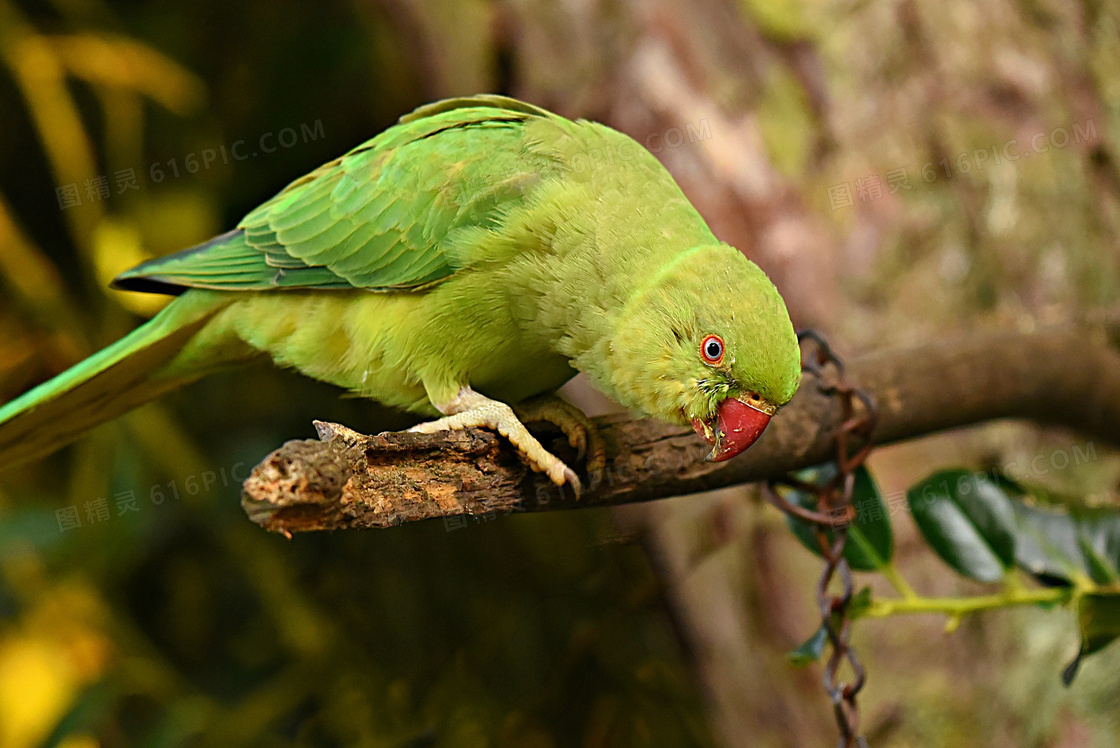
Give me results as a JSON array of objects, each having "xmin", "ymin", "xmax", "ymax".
[{"xmin": 0, "ymin": 95, "xmax": 801, "ymax": 493}]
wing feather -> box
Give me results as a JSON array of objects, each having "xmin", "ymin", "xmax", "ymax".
[{"xmin": 113, "ymin": 95, "xmax": 559, "ymax": 295}]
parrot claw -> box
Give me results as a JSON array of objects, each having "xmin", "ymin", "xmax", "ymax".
[
  {"xmin": 560, "ymin": 466, "xmax": 582, "ymax": 500},
  {"xmin": 529, "ymin": 454, "xmax": 581, "ymax": 499},
  {"xmin": 411, "ymin": 387, "xmax": 588, "ymax": 499},
  {"xmin": 513, "ymin": 393, "xmax": 606, "ymax": 491},
  {"xmin": 542, "ymin": 461, "xmax": 581, "ymax": 499}
]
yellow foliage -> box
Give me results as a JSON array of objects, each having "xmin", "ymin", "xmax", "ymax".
[
  {"xmin": 92, "ymin": 219, "xmax": 169, "ymax": 317},
  {"xmin": 56, "ymin": 735, "xmax": 100, "ymax": 748},
  {"xmin": 0, "ymin": 637, "xmax": 78, "ymax": 748},
  {"xmin": 46, "ymin": 33, "xmax": 206, "ymax": 116},
  {"xmin": 132, "ymin": 191, "xmax": 221, "ymax": 258},
  {"xmin": 0, "ymin": 583, "xmax": 112, "ymax": 748},
  {"xmin": 0, "ymin": 0, "xmax": 101, "ymax": 249}
]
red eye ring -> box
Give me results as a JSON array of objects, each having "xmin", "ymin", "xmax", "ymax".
[{"xmin": 700, "ymin": 334, "xmax": 725, "ymax": 365}]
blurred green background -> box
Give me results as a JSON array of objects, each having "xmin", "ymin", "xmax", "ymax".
[{"xmin": 1, "ymin": 0, "xmax": 1119, "ymax": 746}]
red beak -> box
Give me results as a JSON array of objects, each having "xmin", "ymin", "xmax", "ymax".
[{"xmin": 691, "ymin": 397, "xmax": 772, "ymax": 462}]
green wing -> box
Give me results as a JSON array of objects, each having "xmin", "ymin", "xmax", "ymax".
[{"xmin": 113, "ymin": 96, "xmax": 556, "ymax": 294}]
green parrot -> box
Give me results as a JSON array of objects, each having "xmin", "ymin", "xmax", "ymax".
[{"xmin": 0, "ymin": 95, "xmax": 801, "ymax": 492}]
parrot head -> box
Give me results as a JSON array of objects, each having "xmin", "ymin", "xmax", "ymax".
[{"xmin": 607, "ymin": 245, "xmax": 801, "ymax": 461}]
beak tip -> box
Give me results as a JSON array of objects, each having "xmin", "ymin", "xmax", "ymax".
[
  {"xmin": 712, "ymin": 398, "xmax": 773, "ymax": 461},
  {"xmin": 692, "ymin": 398, "xmax": 774, "ymax": 462}
]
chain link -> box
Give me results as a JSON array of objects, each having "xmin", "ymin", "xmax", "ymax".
[{"xmin": 762, "ymin": 331, "xmax": 878, "ymax": 748}]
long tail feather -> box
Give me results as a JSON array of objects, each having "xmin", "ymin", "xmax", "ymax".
[{"xmin": 0, "ymin": 292, "xmax": 238, "ymax": 470}]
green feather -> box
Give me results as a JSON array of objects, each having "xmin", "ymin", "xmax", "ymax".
[
  {"xmin": 0, "ymin": 94, "xmax": 802, "ymax": 470},
  {"xmin": 0, "ymin": 293, "xmax": 243, "ymax": 469}
]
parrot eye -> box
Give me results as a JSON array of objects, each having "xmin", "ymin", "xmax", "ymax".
[{"xmin": 700, "ymin": 334, "xmax": 725, "ymax": 365}]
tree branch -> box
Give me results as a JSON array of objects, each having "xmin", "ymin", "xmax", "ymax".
[{"xmin": 241, "ymin": 320, "xmax": 1120, "ymax": 533}]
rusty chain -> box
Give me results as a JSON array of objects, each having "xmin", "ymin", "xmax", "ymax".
[{"xmin": 762, "ymin": 331, "xmax": 878, "ymax": 748}]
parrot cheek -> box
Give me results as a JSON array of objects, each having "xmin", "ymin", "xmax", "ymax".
[{"xmin": 695, "ymin": 397, "xmax": 771, "ymax": 462}]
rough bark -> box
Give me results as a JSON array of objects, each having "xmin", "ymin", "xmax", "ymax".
[{"xmin": 241, "ymin": 320, "xmax": 1120, "ymax": 534}]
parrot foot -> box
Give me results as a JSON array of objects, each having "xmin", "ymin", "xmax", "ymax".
[
  {"xmin": 409, "ymin": 387, "xmax": 582, "ymax": 497},
  {"xmin": 513, "ymin": 394, "xmax": 606, "ymax": 483}
]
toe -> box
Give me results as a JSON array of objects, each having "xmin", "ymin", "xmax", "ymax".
[
  {"xmin": 579, "ymin": 422, "xmax": 606, "ymax": 483},
  {"xmin": 569, "ymin": 424, "xmax": 587, "ymax": 460},
  {"xmin": 545, "ymin": 460, "xmax": 582, "ymax": 498},
  {"xmin": 553, "ymin": 465, "xmax": 581, "ymax": 499},
  {"xmin": 564, "ymin": 467, "xmax": 582, "ymax": 500}
]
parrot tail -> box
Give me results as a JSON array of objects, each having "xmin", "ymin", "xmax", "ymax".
[{"xmin": 0, "ymin": 291, "xmax": 244, "ymax": 470}]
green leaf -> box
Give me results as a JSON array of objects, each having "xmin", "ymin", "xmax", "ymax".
[
  {"xmin": 907, "ymin": 470, "xmax": 1018, "ymax": 582},
  {"xmin": 1011, "ymin": 502, "xmax": 1087, "ymax": 587},
  {"xmin": 1072, "ymin": 509, "xmax": 1120, "ymax": 584},
  {"xmin": 848, "ymin": 586, "xmax": 873, "ymax": 617},
  {"xmin": 991, "ymin": 472, "xmax": 1028, "ymax": 498},
  {"xmin": 1078, "ymin": 536, "xmax": 1118, "ymax": 585},
  {"xmin": 788, "ymin": 625, "xmax": 827, "ymax": 667},
  {"xmin": 1062, "ymin": 592, "xmax": 1120, "ymax": 686},
  {"xmin": 787, "ymin": 588, "xmax": 874, "ymax": 666},
  {"xmin": 1010, "ymin": 501, "xmax": 1120, "ymax": 587},
  {"xmin": 785, "ymin": 465, "xmax": 893, "ymax": 571}
]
